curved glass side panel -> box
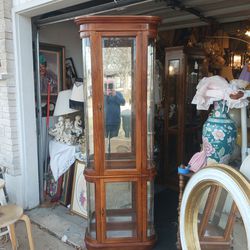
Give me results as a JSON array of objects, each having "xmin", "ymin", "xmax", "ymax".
[
  {"xmin": 82, "ymin": 38, "xmax": 94, "ymax": 168},
  {"xmin": 86, "ymin": 181, "xmax": 96, "ymax": 239},
  {"xmin": 102, "ymin": 37, "xmax": 136, "ymax": 169},
  {"xmin": 147, "ymin": 38, "xmax": 155, "ymax": 167},
  {"xmin": 147, "ymin": 180, "xmax": 155, "ymax": 237}
]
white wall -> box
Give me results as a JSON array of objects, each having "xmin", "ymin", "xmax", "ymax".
[{"xmin": 39, "ymin": 21, "xmax": 83, "ymax": 79}]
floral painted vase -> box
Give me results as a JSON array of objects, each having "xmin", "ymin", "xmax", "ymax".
[{"xmin": 202, "ymin": 100, "xmax": 237, "ymax": 164}]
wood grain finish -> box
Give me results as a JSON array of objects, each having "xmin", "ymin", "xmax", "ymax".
[{"xmin": 75, "ymin": 16, "xmax": 160, "ymax": 250}]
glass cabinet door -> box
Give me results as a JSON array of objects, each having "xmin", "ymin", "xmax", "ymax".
[
  {"xmin": 166, "ymin": 59, "xmax": 180, "ymax": 173},
  {"xmin": 184, "ymin": 56, "xmax": 207, "ymax": 163},
  {"xmin": 102, "ymin": 37, "xmax": 136, "ymax": 170},
  {"xmin": 185, "ymin": 57, "xmax": 205, "ymax": 127},
  {"xmin": 104, "ymin": 181, "xmax": 138, "ymax": 240}
]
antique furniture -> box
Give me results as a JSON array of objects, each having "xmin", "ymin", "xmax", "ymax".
[
  {"xmin": 164, "ymin": 46, "xmax": 208, "ymax": 189},
  {"xmin": 177, "ymin": 168, "xmax": 239, "ymax": 249},
  {"xmin": 0, "ymin": 204, "xmax": 35, "ymax": 250},
  {"xmin": 75, "ymin": 16, "xmax": 160, "ymax": 250}
]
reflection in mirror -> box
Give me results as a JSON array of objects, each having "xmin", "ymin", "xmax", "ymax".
[
  {"xmin": 102, "ymin": 37, "xmax": 136, "ymax": 167},
  {"xmin": 198, "ymin": 185, "xmax": 247, "ymax": 249}
]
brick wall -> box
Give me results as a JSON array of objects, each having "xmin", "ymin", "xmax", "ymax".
[{"xmin": 0, "ymin": 0, "xmax": 20, "ymax": 175}]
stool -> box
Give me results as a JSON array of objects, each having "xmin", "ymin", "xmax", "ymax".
[{"xmin": 0, "ymin": 204, "xmax": 35, "ymax": 250}]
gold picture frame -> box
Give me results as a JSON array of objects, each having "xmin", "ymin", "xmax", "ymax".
[{"xmin": 71, "ymin": 160, "xmax": 87, "ymax": 218}]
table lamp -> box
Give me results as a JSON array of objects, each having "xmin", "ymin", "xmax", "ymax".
[
  {"xmin": 69, "ymin": 78, "xmax": 84, "ymax": 110},
  {"xmin": 53, "ymin": 89, "xmax": 77, "ymax": 116}
]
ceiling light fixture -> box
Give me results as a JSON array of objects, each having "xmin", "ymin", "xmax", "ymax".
[{"xmin": 245, "ymin": 30, "xmax": 250, "ymax": 37}]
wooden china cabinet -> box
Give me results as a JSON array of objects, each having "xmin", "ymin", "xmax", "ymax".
[
  {"xmin": 164, "ymin": 46, "xmax": 208, "ymax": 189},
  {"xmin": 75, "ymin": 16, "xmax": 161, "ymax": 250}
]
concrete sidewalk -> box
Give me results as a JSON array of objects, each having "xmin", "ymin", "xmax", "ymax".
[
  {"xmin": 0, "ymin": 204, "xmax": 86, "ymax": 250},
  {"xmin": 0, "ymin": 222, "xmax": 79, "ymax": 250}
]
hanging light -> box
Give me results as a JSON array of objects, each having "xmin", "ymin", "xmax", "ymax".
[
  {"xmin": 233, "ymin": 54, "xmax": 242, "ymax": 68},
  {"xmin": 230, "ymin": 52, "xmax": 243, "ymax": 69},
  {"xmin": 245, "ymin": 30, "xmax": 250, "ymax": 37}
]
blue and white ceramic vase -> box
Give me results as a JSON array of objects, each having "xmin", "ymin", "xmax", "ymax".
[{"xmin": 202, "ymin": 100, "xmax": 237, "ymax": 164}]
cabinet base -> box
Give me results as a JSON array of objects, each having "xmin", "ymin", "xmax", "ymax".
[{"xmin": 85, "ymin": 237, "xmax": 156, "ymax": 250}]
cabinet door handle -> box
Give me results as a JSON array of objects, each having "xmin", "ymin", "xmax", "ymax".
[
  {"xmin": 98, "ymin": 104, "xmax": 102, "ymax": 111},
  {"xmin": 101, "ymin": 208, "xmax": 105, "ymax": 217}
]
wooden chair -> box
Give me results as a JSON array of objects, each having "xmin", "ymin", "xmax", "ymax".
[{"xmin": 0, "ymin": 204, "xmax": 35, "ymax": 250}]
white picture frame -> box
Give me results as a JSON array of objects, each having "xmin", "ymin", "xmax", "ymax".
[{"xmin": 71, "ymin": 161, "xmax": 87, "ymax": 218}]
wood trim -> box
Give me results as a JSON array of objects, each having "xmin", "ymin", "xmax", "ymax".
[
  {"xmin": 136, "ymin": 32, "xmax": 142, "ymax": 174},
  {"xmin": 91, "ymin": 32, "xmax": 105, "ymax": 175}
]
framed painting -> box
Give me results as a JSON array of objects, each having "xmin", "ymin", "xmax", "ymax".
[
  {"xmin": 59, "ymin": 165, "xmax": 75, "ymax": 206},
  {"xmin": 71, "ymin": 161, "xmax": 87, "ymax": 218},
  {"xmin": 39, "ymin": 43, "xmax": 65, "ymax": 96}
]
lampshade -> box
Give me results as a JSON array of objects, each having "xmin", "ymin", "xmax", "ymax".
[
  {"xmin": 53, "ymin": 89, "xmax": 77, "ymax": 116},
  {"xmin": 69, "ymin": 78, "xmax": 84, "ymax": 110}
]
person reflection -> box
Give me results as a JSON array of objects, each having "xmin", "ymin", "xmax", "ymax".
[{"xmin": 104, "ymin": 78, "xmax": 125, "ymax": 139}]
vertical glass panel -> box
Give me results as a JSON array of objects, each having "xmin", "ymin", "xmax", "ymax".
[
  {"xmin": 168, "ymin": 60, "xmax": 179, "ymax": 127},
  {"xmin": 147, "ymin": 180, "xmax": 155, "ymax": 237},
  {"xmin": 166, "ymin": 60, "xmax": 180, "ymax": 173},
  {"xmin": 87, "ymin": 182, "xmax": 96, "ymax": 239},
  {"xmin": 147, "ymin": 38, "xmax": 155, "ymax": 167},
  {"xmin": 82, "ymin": 38, "xmax": 94, "ymax": 168},
  {"xmin": 185, "ymin": 57, "xmax": 206, "ymax": 164},
  {"xmin": 105, "ymin": 181, "xmax": 137, "ymax": 239},
  {"xmin": 102, "ymin": 37, "xmax": 136, "ymax": 169}
]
